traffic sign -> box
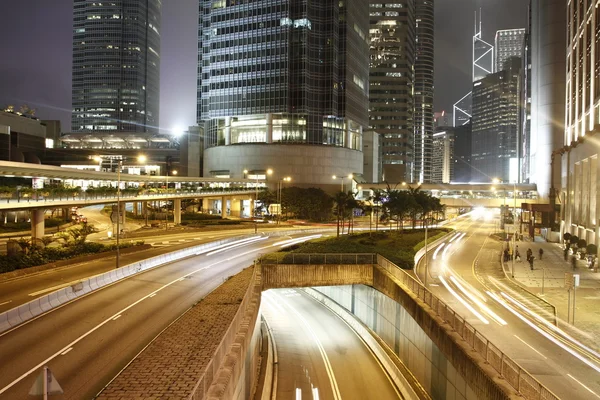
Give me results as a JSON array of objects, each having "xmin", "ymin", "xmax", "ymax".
[
  {"xmin": 29, "ymin": 366, "xmax": 63, "ymax": 397},
  {"xmin": 565, "ymin": 272, "xmax": 574, "ymax": 289}
]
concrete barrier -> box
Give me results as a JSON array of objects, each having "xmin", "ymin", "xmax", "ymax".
[{"xmin": 0, "ymin": 230, "xmax": 326, "ymax": 334}]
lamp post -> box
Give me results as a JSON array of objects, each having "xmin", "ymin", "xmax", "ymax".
[
  {"xmin": 277, "ymin": 177, "xmax": 291, "ymax": 225},
  {"xmin": 114, "ymin": 154, "xmax": 146, "ymax": 269},
  {"xmin": 165, "ymin": 169, "xmax": 177, "ymax": 230},
  {"xmin": 116, "ymin": 160, "xmax": 122, "ymax": 269},
  {"xmin": 333, "ymin": 173, "xmax": 353, "ymax": 192}
]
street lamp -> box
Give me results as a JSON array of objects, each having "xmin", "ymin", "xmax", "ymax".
[
  {"xmin": 245, "ymin": 168, "xmax": 272, "ymax": 233},
  {"xmin": 493, "ymin": 177, "xmax": 517, "ymax": 278},
  {"xmin": 115, "ymin": 154, "xmax": 146, "ymax": 269},
  {"xmin": 333, "ymin": 173, "xmax": 353, "ymax": 192},
  {"xmin": 277, "ymin": 177, "xmax": 291, "ymax": 225},
  {"xmin": 165, "ymin": 169, "xmax": 177, "ymax": 230}
]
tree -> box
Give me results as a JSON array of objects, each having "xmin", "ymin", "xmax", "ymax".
[
  {"xmin": 369, "ymin": 189, "xmax": 386, "ymax": 232},
  {"xmin": 257, "ymin": 189, "xmax": 277, "ymax": 216},
  {"xmin": 66, "ymin": 223, "xmax": 99, "ymax": 245},
  {"xmin": 333, "ymin": 191, "xmax": 355, "ymax": 237},
  {"xmin": 386, "ymin": 190, "xmax": 417, "ymax": 234},
  {"xmin": 587, "ymin": 243, "xmax": 597, "ymax": 255}
]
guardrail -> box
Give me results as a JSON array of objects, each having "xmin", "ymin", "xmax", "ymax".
[
  {"xmin": 376, "ymin": 255, "xmax": 560, "ymax": 400},
  {"xmin": 259, "ymin": 252, "xmax": 376, "ymax": 265}
]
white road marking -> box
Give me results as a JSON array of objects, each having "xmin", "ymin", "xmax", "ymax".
[
  {"xmin": 60, "ymin": 347, "xmax": 73, "ymax": 356},
  {"xmin": 568, "ymin": 374, "xmax": 600, "ymax": 399},
  {"xmin": 513, "ymin": 335, "xmax": 547, "ymax": 359},
  {"xmin": 0, "ymin": 300, "xmax": 12, "ymax": 306},
  {"xmin": 112, "ymin": 315, "xmax": 122, "ymax": 321},
  {"xmin": 0, "ymin": 233, "xmax": 320, "ymax": 395}
]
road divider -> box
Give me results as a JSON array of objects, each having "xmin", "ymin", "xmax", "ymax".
[{"xmin": 0, "ymin": 228, "xmax": 329, "ymax": 335}]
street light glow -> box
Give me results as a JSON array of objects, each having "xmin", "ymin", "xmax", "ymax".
[
  {"xmin": 172, "ymin": 170, "xmax": 178, "ymax": 176},
  {"xmin": 137, "ymin": 155, "xmax": 147, "ymax": 163},
  {"xmin": 267, "ymin": 168, "xmax": 273, "ymax": 175}
]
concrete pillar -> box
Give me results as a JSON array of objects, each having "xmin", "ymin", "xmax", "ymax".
[
  {"xmin": 173, "ymin": 198, "xmax": 182, "ymax": 225},
  {"xmin": 221, "ymin": 196, "xmax": 227, "ymax": 218},
  {"xmin": 266, "ymin": 113, "xmax": 273, "ymax": 143},
  {"xmin": 230, "ymin": 198, "xmax": 241, "ymax": 217},
  {"xmin": 31, "ymin": 209, "xmax": 45, "ymax": 241},
  {"xmin": 224, "ymin": 116, "xmax": 231, "ymax": 145},
  {"xmin": 133, "ymin": 201, "xmax": 139, "ymax": 216},
  {"xmin": 143, "ymin": 201, "xmax": 149, "ymax": 226}
]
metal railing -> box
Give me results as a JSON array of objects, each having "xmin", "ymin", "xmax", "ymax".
[
  {"xmin": 259, "ymin": 252, "xmax": 376, "ymax": 265},
  {"xmin": 376, "ymin": 255, "xmax": 560, "ymax": 400}
]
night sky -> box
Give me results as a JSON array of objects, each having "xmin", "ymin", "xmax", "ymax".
[{"xmin": 0, "ymin": 0, "xmax": 527, "ymax": 132}]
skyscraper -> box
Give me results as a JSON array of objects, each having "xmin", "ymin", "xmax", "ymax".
[
  {"xmin": 369, "ymin": 1, "xmax": 415, "ymax": 183},
  {"xmin": 197, "ymin": 0, "xmax": 370, "ymax": 186},
  {"xmin": 413, "ymin": 0, "xmax": 435, "ymax": 183},
  {"xmin": 562, "ymin": 0, "xmax": 597, "ymax": 243},
  {"xmin": 471, "ymin": 57, "xmax": 521, "ymax": 182},
  {"xmin": 431, "ymin": 128, "xmax": 454, "ymax": 184},
  {"xmin": 71, "ymin": 0, "xmax": 161, "ymax": 133},
  {"xmin": 495, "ymin": 28, "xmax": 526, "ymax": 72}
]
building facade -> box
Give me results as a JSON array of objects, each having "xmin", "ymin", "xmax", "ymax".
[
  {"xmin": 431, "ymin": 128, "xmax": 454, "ymax": 183},
  {"xmin": 198, "ymin": 0, "xmax": 369, "ymax": 187},
  {"xmin": 0, "ymin": 109, "xmax": 49, "ymax": 163},
  {"xmin": 413, "ymin": 0, "xmax": 435, "ymax": 184},
  {"xmin": 71, "ymin": 0, "xmax": 161, "ymax": 133},
  {"xmin": 369, "ymin": 1, "xmax": 415, "ymax": 183},
  {"xmin": 471, "ymin": 57, "xmax": 521, "ymax": 183},
  {"xmin": 495, "ymin": 28, "xmax": 526, "ymax": 73},
  {"xmin": 562, "ymin": 0, "xmax": 600, "ymax": 245},
  {"xmin": 453, "ymin": 121, "xmax": 472, "ymax": 182}
]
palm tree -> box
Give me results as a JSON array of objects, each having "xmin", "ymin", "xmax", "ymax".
[
  {"xmin": 333, "ymin": 191, "xmax": 354, "ymax": 237},
  {"xmin": 370, "ymin": 189, "xmax": 386, "ymax": 232}
]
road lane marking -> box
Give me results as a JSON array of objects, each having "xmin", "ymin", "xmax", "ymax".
[
  {"xmin": 60, "ymin": 347, "xmax": 73, "ymax": 356},
  {"xmin": 568, "ymin": 374, "xmax": 600, "ymax": 399},
  {"xmin": 0, "ymin": 300, "xmax": 12, "ymax": 306},
  {"xmin": 112, "ymin": 315, "xmax": 121, "ymax": 321},
  {"xmin": 0, "ymin": 233, "xmax": 320, "ymax": 395},
  {"xmin": 271, "ymin": 291, "xmax": 342, "ymax": 400},
  {"xmin": 513, "ymin": 335, "xmax": 547, "ymax": 359}
]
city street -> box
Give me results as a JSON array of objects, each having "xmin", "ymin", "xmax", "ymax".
[
  {"xmin": 415, "ymin": 212, "xmax": 600, "ymax": 400},
  {"xmin": 262, "ymin": 289, "xmax": 402, "ymax": 399},
  {"xmin": 0, "ymin": 232, "xmax": 323, "ymax": 399}
]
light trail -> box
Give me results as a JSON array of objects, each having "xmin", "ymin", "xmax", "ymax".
[
  {"xmin": 439, "ymin": 276, "xmax": 489, "ymax": 324},
  {"xmin": 449, "ymin": 275, "xmax": 507, "ymax": 325},
  {"xmin": 432, "ymin": 243, "xmax": 446, "ymax": 260},
  {"xmin": 486, "ymin": 291, "xmax": 600, "ymax": 374}
]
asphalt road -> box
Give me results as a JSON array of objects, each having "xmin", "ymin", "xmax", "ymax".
[
  {"xmin": 262, "ymin": 289, "xmax": 402, "ymax": 400},
  {"xmin": 416, "ymin": 212, "xmax": 600, "ymax": 400},
  {"xmin": 0, "ymin": 233, "xmax": 324, "ymax": 399},
  {"xmin": 0, "ymin": 230, "xmax": 259, "ymax": 313}
]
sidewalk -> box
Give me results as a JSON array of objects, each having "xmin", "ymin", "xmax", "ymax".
[{"xmin": 503, "ymin": 237, "xmax": 600, "ymax": 351}]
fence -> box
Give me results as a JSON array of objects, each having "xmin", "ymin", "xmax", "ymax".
[
  {"xmin": 259, "ymin": 253, "xmax": 376, "ymax": 265},
  {"xmin": 376, "ymin": 254, "xmax": 560, "ymax": 400}
]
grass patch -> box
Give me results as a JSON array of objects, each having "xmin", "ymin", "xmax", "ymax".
[{"xmin": 265, "ymin": 229, "xmax": 449, "ymax": 269}]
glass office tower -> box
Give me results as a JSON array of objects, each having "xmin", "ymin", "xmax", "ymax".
[
  {"xmin": 198, "ymin": 0, "xmax": 369, "ymax": 185},
  {"xmin": 369, "ymin": 1, "xmax": 415, "ymax": 183},
  {"xmin": 71, "ymin": 0, "xmax": 161, "ymax": 133}
]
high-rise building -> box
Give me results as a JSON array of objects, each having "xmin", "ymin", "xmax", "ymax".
[
  {"xmin": 453, "ymin": 121, "xmax": 472, "ymax": 182},
  {"xmin": 562, "ymin": 0, "xmax": 599, "ymax": 243},
  {"xmin": 413, "ymin": 0, "xmax": 435, "ymax": 184},
  {"xmin": 369, "ymin": 1, "xmax": 415, "ymax": 183},
  {"xmin": 431, "ymin": 128, "xmax": 454, "ymax": 183},
  {"xmin": 71, "ymin": 0, "xmax": 161, "ymax": 133},
  {"xmin": 495, "ymin": 28, "xmax": 526, "ymax": 73},
  {"xmin": 434, "ymin": 111, "xmax": 453, "ymax": 128},
  {"xmin": 453, "ymin": 10, "xmax": 493, "ymax": 128},
  {"xmin": 519, "ymin": 10, "xmax": 532, "ymax": 184},
  {"xmin": 197, "ymin": 0, "xmax": 370, "ymax": 187},
  {"xmin": 471, "ymin": 57, "xmax": 521, "ymax": 183},
  {"xmin": 529, "ymin": 0, "xmax": 565, "ymax": 201}
]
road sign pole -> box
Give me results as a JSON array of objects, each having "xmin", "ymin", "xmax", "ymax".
[
  {"xmin": 573, "ymin": 284, "xmax": 577, "ymax": 326},
  {"xmin": 43, "ymin": 366, "xmax": 48, "ymax": 400},
  {"xmin": 567, "ymin": 289, "xmax": 571, "ymax": 324}
]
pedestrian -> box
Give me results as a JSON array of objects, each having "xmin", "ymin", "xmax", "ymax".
[
  {"xmin": 572, "ymin": 255, "xmax": 577, "ymax": 270},
  {"xmin": 529, "ymin": 255, "xmax": 534, "ymax": 270},
  {"xmin": 527, "ymin": 248, "xmax": 533, "ymax": 261},
  {"xmin": 564, "ymin": 247, "xmax": 569, "ymax": 261},
  {"xmin": 539, "ymin": 248, "xmax": 544, "ymax": 260},
  {"xmin": 515, "ymin": 250, "xmax": 521, "ymax": 262}
]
